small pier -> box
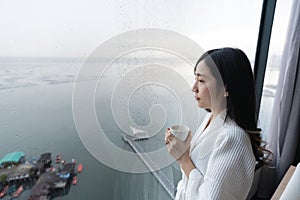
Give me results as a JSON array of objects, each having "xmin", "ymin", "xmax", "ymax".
[{"xmin": 0, "ymin": 152, "xmax": 79, "ymax": 200}]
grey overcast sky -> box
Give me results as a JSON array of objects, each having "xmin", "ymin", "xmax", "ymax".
[{"xmin": 0, "ymin": 0, "xmax": 293, "ymax": 59}]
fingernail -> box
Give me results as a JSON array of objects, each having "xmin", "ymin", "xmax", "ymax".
[{"xmin": 167, "ymin": 128, "xmax": 170, "ymax": 130}]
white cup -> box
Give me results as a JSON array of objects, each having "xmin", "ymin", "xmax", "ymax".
[{"xmin": 170, "ymin": 125, "xmax": 190, "ymax": 141}]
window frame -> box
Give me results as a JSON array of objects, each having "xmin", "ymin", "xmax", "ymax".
[{"xmin": 254, "ymin": 0, "xmax": 277, "ymax": 115}]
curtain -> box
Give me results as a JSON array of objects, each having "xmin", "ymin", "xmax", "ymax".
[{"xmin": 258, "ymin": 0, "xmax": 300, "ymax": 197}]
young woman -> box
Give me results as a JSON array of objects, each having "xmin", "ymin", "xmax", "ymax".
[{"xmin": 165, "ymin": 48, "xmax": 270, "ymax": 199}]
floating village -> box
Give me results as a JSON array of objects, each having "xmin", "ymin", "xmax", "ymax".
[{"xmin": 0, "ymin": 151, "xmax": 83, "ymax": 200}]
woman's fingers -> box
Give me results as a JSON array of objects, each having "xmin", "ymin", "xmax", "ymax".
[
  {"xmin": 165, "ymin": 128, "xmax": 174, "ymax": 144},
  {"xmin": 166, "ymin": 131, "xmax": 193, "ymax": 160},
  {"xmin": 165, "ymin": 129, "xmax": 192, "ymax": 151},
  {"xmin": 166, "ymin": 136, "xmax": 186, "ymax": 160}
]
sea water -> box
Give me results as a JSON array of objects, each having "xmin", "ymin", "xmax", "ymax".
[{"xmin": 0, "ymin": 57, "xmax": 195, "ymax": 200}]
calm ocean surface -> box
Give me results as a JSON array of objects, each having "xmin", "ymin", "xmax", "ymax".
[
  {"xmin": 0, "ymin": 57, "xmax": 275, "ymax": 200},
  {"xmin": 0, "ymin": 57, "xmax": 198, "ymax": 200}
]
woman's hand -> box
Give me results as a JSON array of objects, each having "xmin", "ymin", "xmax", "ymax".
[
  {"xmin": 165, "ymin": 128, "xmax": 196, "ymax": 177},
  {"xmin": 165, "ymin": 128, "xmax": 192, "ymax": 161}
]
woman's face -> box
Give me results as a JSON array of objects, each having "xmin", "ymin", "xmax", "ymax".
[{"xmin": 192, "ymin": 60, "xmax": 225, "ymax": 111}]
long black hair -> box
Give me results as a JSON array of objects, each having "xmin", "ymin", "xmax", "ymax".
[{"xmin": 195, "ymin": 47, "xmax": 272, "ymax": 166}]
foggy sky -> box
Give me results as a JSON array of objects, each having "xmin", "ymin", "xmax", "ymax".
[{"xmin": 0, "ymin": 0, "xmax": 292, "ymax": 59}]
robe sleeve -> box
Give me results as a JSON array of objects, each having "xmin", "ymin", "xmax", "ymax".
[{"xmin": 186, "ymin": 126, "xmax": 255, "ymax": 200}]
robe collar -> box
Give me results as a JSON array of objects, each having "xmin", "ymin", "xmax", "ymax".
[{"xmin": 190, "ymin": 109, "xmax": 227, "ymax": 156}]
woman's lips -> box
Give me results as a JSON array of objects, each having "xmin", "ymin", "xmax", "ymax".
[{"xmin": 194, "ymin": 96, "xmax": 200, "ymax": 101}]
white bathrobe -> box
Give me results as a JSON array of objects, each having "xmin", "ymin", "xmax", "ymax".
[{"xmin": 175, "ymin": 111, "xmax": 256, "ymax": 200}]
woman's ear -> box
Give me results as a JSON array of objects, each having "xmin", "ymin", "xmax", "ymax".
[
  {"xmin": 224, "ymin": 84, "xmax": 229, "ymax": 97},
  {"xmin": 224, "ymin": 91, "xmax": 229, "ymax": 97}
]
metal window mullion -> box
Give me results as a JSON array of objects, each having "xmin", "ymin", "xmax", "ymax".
[{"xmin": 254, "ymin": 0, "xmax": 277, "ymax": 115}]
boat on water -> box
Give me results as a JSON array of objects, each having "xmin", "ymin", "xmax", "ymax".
[
  {"xmin": 77, "ymin": 163, "xmax": 83, "ymax": 173},
  {"xmin": 7, "ymin": 185, "xmax": 16, "ymax": 196},
  {"xmin": 46, "ymin": 167, "xmax": 56, "ymax": 172},
  {"xmin": 12, "ymin": 185, "xmax": 23, "ymax": 198},
  {"xmin": 0, "ymin": 185, "xmax": 9, "ymax": 198},
  {"xmin": 55, "ymin": 154, "xmax": 62, "ymax": 163},
  {"xmin": 72, "ymin": 176, "xmax": 77, "ymax": 185}
]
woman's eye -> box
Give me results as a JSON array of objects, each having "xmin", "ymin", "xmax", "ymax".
[{"xmin": 194, "ymin": 77, "xmax": 205, "ymax": 83}]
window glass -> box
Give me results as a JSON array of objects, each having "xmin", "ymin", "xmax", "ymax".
[
  {"xmin": 0, "ymin": 1, "xmax": 263, "ymax": 199},
  {"xmin": 259, "ymin": 0, "xmax": 293, "ymax": 141},
  {"xmin": 181, "ymin": 0, "xmax": 262, "ymax": 65}
]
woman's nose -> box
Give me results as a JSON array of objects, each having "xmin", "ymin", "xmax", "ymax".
[{"xmin": 192, "ymin": 81, "xmax": 198, "ymax": 92}]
